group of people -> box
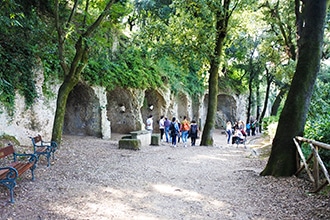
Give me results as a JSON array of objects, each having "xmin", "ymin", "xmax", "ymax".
[
  {"xmin": 147, "ymin": 115, "xmax": 199, "ymax": 148},
  {"xmin": 226, "ymin": 120, "xmax": 246, "ymax": 145},
  {"xmin": 225, "ymin": 118, "xmax": 259, "ymax": 146}
]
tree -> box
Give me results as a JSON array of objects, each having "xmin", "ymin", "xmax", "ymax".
[
  {"xmin": 261, "ymin": 0, "xmax": 328, "ymax": 176},
  {"xmin": 200, "ymin": 0, "xmax": 233, "ymax": 146},
  {"xmin": 52, "ymin": 0, "xmax": 119, "ymax": 145},
  {"xmin": 260, "ymin": 0, "xmax": 297, "ymax": 117},
  {"xmin": 131, "ymin": 0, "xmax": 213, "ymax": 96}
]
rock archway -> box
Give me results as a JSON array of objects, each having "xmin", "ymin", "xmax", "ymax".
[
  {"xmin": 107, "ymin": 88, "xmax": 144, "ymax": 133},
  {"xmin": 176, "ymin": 92, "xmax": 192, "ymax": 121},
  {"xmin": 217, "ymin": 94, "xmax": 237, "ymax": 128},
  {"xmin": 142, "ymin": 89, "xmax": 167, "ymax": 131},
  {"xmin": 63, "ymin": 82, "xmax": 102, "ymax": 137},
  {"xmin": 202, "ymin": 93, "xmax": 237, "ymax": 129}
]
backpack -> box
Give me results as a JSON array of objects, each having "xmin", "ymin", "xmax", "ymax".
[
  {"xmin": 170, "ymin": 122, "xmax": 174, "ymax": 131},
  {"xmin": 190, "ymin": 124, "xmax": 197, "ymax": 134},
  {"xmin": 170, "ymin": 122, "xmax": 177, "ymax": 135}
]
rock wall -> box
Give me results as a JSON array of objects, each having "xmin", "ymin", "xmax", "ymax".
[
  {"xmin": 0, "ymin": 70, "xmax": 245, "ymax": 145},
  {"xmin": 64, "ymin": 82, "xmax": 110, "ymax": 139},
  {"xmin": 107, "ymin": 87, "xmax": 145, "ymax": 133},
  {"xmin": 0, "ymin": 67, "xmax": 58, "ymax": 146}
]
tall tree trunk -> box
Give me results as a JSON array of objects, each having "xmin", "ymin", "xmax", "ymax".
[
  {"xmin": 52, "ymin": 78, "xmax": 79, "ymax": 144},
  {"xmin": 256, "ymin": 81, "xmax": 260, "ymax": 121},
  {"xmin": 260, "ymin": 67, "xmax": 273, "ymax": 132},
  {"xmin": 261, "ymin": 0, "xmax": 327, "ymax": 176},
  {"xmin": 52, "ymin": 37, "xmax": 88, "ymax": 145},
  {"xmin": 246, "ymin": 71, "xmax": 252, "ymax": 125},
  {"xmin": 51, "ymin": 0, "xmax": 117, "ymax": 145},
  {"xmin": 270, "ymin": 86, "xmax": 288, "ymax": 116},
  {"xmin": 200, "ymin": 0, "xmax": 231, "ymax": 146}
]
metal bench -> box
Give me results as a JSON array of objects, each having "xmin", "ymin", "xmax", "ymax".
[
  {"xmin": 30, "ymin": 135, "xmax": 57, "ymax": 167},
  {"xmin": 0, "ymin": 144, "xmax": 37, "ymax": 203}
]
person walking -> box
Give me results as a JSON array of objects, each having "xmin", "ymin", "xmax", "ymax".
[
  {"xmin": 226, "ymin": 121, "xmax": 232, "ymax": 144},
  {"xmin": 180, "ymin": 116, "xmax": 190, "ymax": 147},
  {"xmin": 159, "ymin": 115, "xmax": 165, "ymax": 141},
  {"xmin": 164, "ymin": 117, "xmax": 171, "ymax": 143},
  {"xmin": 189, "ymin": 119, "xmax": 199, "ymax": 146},
  {"xmin": 146, "ymin": 115, "xmax": 153, "ymax": 133},
  {"xmin": 177, "ymin": 120, "xmax": 181, "ymax": 143},
  {"xmin": 170, "ymin": 117, "xmax": 180, "ymax": 147}
]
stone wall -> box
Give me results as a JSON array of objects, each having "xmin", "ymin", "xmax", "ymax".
[
  {"xmin": 0, "ymin": 67, "xmax": 58, "ymax": 146},
  {"xmin": 107, "ymin": 87, "xmax": 144, "ymax": 133},
  {"xmin": 0, "ymin": 70, "xmax": 245, "ymax": 145}
]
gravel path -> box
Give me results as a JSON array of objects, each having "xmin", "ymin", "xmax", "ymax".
[{"xmin": 0, "ymin": 130, "xmax": 329, "ymax": 219}]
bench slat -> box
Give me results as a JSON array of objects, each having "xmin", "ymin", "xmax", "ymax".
[
  {"xmin": 15, "ymin": 163, "xmax": 34, "ymax": 176},
  {"xmin": 36, "ymin": 147, "xmax": 48, "ymax": 153},
  {"xmin": 0, "ymin": 162, "xmax": 34, "ymax": 180},
  {"xmin": 0, "ymin": 145, "xmax": 37, "ymax": 203},
  {"xmin": 0, "ymin": 169, "xmax": 10, "ymax": 179},
  {"xmin": 0, "ymin": 146, "xmax": 15, "ymax": 159}
]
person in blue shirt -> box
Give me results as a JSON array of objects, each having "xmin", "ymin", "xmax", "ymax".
[{"xmin": 170, "ymin": 117, "xmax": 180, "ymax": 147}]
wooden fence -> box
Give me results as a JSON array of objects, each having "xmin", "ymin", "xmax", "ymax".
[{"xmin": 294, "ymin": 136, "xmax": 330, "ymax": 193}]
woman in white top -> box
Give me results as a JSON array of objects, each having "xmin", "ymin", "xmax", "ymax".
[
  {"xmin": 146, "ymin": 115, "xmax": 153, "ymax": 133},
  {"xmin": 226, "ymin": 121, "xmax": 232, "ymax": 144},
  {"xmin": 159, "ymin": 115, "xmax": 165, "ymax": 141}
]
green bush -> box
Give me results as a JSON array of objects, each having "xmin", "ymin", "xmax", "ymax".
[
  {"xmin": 262, "ymin": 115, "xmax": 279, "ymax": 136},
  {"xmin": 304, "ymin": 76, "xmax": 330, "ymax": 169}
]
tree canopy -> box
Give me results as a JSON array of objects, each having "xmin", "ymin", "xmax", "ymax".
[{"xmin": 0, "ymin": 0, "xmax": 330, "ymax": 176}]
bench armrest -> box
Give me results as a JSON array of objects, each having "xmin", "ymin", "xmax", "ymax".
[
  {"xmin": 0, "ymin": 167, "xmax": 18, "ymax": 180},
  {"xmin": 13, "ymin": 153, "xmax": 38, "ymax": 164}
]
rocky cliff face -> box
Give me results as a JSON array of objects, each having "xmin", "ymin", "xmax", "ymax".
[
  {"xmin": 0, "ymin": 72, "xmax": 245, "ymax": 146},
  {"xmin": 0, "ymin": 67, "xmax": 58, "ymax": 145}
]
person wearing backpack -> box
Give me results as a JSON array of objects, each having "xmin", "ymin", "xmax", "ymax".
[
  {"xmin": 164, "ymin": 117, "xmax": 171, "ymax": 143},
  {"xmin": 180, "ymin": 116, "xmax": 190, "ymax": 147},
  {"xmin": 189, "ymin": 119, "xmax": 199, "ymax": 146},
  {"xmin": 170, "ymin": 117, "xmax": 180, "ymax": 147}
]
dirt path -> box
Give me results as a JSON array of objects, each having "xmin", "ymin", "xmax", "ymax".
[{"xmin": 0, "ymin": 130, "xmax": 329, "ymax": 219}]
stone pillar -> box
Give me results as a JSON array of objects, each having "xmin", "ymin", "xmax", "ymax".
[{"xmin": 93, "ymin": 86, "xmax": 111, "ymax": 139}]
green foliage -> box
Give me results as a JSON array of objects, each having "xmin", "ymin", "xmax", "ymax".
[
  {"xmin": 131, "ymin": 0, "xmax": 213, "ymax": 96},
  {"xmin": 304, "ymin": 70, "xmax": 330, "ymax": 169},
  {"xmin": 0, "ymin": 133, "xmax": 20, "ymax": 146},
  {"xmin": 305, "ymin": 76, "xmax": 330, "ymax": 143},
  {"xmin": 262, "ymin": 115, "xmax": 279, "ymax": 130},
  {"xmin": 0, "ymin": 1, "xmax": 41, "ymax": 115},
  {"xmin": 84, "ymin": 44, "xmax": 163, "ymax": 90}
]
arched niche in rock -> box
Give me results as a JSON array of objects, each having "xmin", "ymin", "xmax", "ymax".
[
  {"xmin": 202, "ymin": 93, "xmax": 237, "ymax": 129},
  {"xmin": 217, "ymin": 94, "xmax": 237, "ymax": 128},
  {"xmin": 176, "ymin": 92, "xmax": 191, "ymax": 121},
  {"xmin": 63, "ymin": 82, "xmax": 102, "ymax": 137},
  {"xmin": 142, "ymin": 89, "xmax": 166, "ymax": 131},
  {"xmin": 107, "ymin": 87, "xmax": 144, "ymax": 133}
]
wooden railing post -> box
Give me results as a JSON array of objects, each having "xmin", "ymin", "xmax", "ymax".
[
  {"xmin": 312, "ymin": 145, "xmax": 319, "ymax": 190},
  {"xmin": 294, "ymin": 136, "xmax": 330, "ymax": 193}
]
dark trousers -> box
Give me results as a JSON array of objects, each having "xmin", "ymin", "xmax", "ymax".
[
  {"xmin": 191, "ymin": 137, "xmax": 196, "ymax": 146},
  {"xmin": 171, "ymin": 134, "xmax": 178, "ymax": 146},
  {"xmin": 160, "ymin": 128, "xmax": 164, "ymax": 140}
]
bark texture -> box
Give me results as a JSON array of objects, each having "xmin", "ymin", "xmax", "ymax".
[
  {"xmin": 200, "ymin": 0, "xmax": 231, "ymax": 146},
  {"xmin": 51, "ymin": 0, "xmax": 117, "ymax": 145},
  {"xmin": 261, "ymin": 0, "xmax": 327, "ymax": 176}
]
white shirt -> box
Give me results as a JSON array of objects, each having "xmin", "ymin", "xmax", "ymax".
[
  {"xmin": 159, "ymin": 118, "xmax": 165, "ymax": 129},
  {"xmin": 146, "ymin": 117, "xmax": 153, "ymax": 130}
]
